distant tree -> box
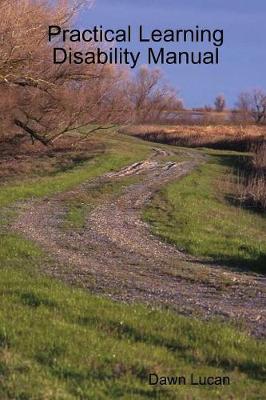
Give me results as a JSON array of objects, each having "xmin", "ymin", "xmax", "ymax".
[
  {"xmin": 203, "ymin": 105, "xmax": 213, "ymax": 112},
  {"xmin": 128, "ymin": 66, "xmax": 183, "ymax": 123},
  {"xmin": 214, "ymin": 94, "xmax": 226, "ymax": 112},
  {"xmin": 236, "ymin": 90, "xmax": 266, "ymax": 124}
]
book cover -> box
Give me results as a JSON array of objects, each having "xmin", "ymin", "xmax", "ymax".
[{"xmin": 0, "ymin": 1, "xmax": 265, "ymax": 398}]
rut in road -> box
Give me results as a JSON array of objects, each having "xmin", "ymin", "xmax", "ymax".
[{"xmin": 13, "ymin": 149, "xmax": 266, "ymax": 337}]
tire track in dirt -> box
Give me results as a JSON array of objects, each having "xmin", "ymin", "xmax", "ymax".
[{"xmin": 13, "ymin": 149, "xmax": 266, "ymax": 337}]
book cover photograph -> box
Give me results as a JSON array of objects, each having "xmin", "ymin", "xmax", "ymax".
[{"xmin": 0, "ymin": 0, "xmax": 265, "ymax": 399}]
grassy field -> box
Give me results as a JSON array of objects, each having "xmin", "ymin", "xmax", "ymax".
[
  {"xmin": 0, "ymin": 131, "xmax": 266, "ymax": 399},
  {"xmin": 144, "ymin": 150, "xmax": 266, "ymax": 273},
  {"xmin": 124, "ymin": 124, "xmax": 266, "ymax": 151}
]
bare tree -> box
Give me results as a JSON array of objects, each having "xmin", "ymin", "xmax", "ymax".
[
  {"xmin": 214, "ymin": 94, "xmax": 226, "ymax": 112},
  {"xmin": 0, "ymin": 2, "xmax": 184, "ymax": 146},
  {"xmin": 236, "ymin": 90, "xmax": 266, "ymax": 124},
  {"xmin": 0, "ymin": 0, "xmax": 127, "ymax": 145},
  {"xmin": 127, "ymin": 66, "xmax": 183, "ymax": 123}
]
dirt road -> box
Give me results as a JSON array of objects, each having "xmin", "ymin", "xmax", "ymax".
[{"xmin": 13, "ymin": 149, "xmax": 266, "ymax": 337}]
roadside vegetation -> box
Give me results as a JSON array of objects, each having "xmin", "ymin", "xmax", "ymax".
[
  {"xmin": 234, "ymin": 142, "xmax": 266, "ymax": 211},
  {"xmin": 144, "ymin": 149, "xmax": 266, "ymax": 272}
]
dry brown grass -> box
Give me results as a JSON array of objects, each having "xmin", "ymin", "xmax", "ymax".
[
  {"xmin": 252, "ymin": 142, "xmax": 266, "ymax": 171},
  {"xmin": 235, "ymin": 176, "xmax": 266, "ymax": 211},
  {"xmin": 236, "ymin": 143, "xmax": 266, "ymax": 210},
  {"xmin": 122, "ymin": 124, "xmax": 266, "ymax": 151}
]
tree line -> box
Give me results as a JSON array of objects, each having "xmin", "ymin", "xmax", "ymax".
[
  {"xmin": 0, "ymin": 0, "xmax": 183, "ymax": 146},
  {"xmin": 0, "ymin": 1, "xmax": 265, "ymax": 147},
  {"xmin": 209, "ymin": 91, "xmax": 266, "ymax": 124}
]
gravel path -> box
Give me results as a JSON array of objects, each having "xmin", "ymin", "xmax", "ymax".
[{"xmin": 13, "ymin": 149, "xmax": 266, "ymax": 337}]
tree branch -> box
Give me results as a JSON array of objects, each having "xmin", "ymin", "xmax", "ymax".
[{"xmin": 14, "ymin": 119, "xmax": 50, "ymax": 146}]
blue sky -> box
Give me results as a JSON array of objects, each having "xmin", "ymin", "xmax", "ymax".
[{"xmin": 80, "ymin": 0, "xmax": 266, "ymax": 108}]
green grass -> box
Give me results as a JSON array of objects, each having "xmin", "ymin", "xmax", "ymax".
[
  {"xmin": 0, "ymin": 132, "xmax": 265, "ymax": 398},
  {"xmin": 0, "ymin": 247, "xmax": 266, "ymax": 399},
  {"xmin": 144, "ymin": 151, "xmax": 266, "ymax": 272}
]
